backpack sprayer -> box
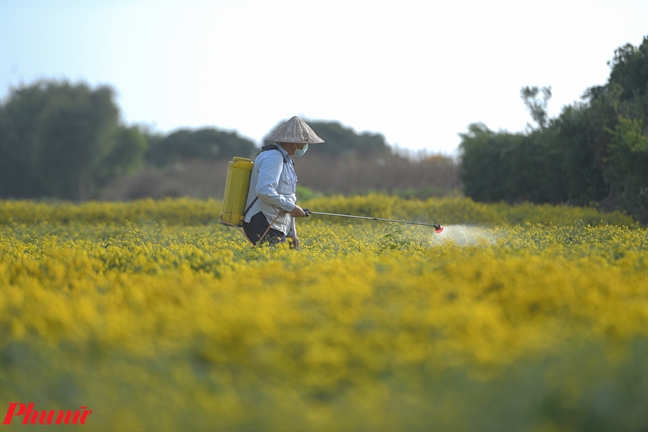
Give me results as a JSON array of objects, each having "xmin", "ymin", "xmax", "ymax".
[
  {"xmin": 219, "ymin": 157, "xmax": 255, "ymax": 227},
  {"xmin": 218, "ymin": 156, "xmax": 445, "ymax": 242}
]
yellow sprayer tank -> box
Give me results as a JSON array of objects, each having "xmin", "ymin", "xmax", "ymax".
[{"xmin": 220, "ymin": 157, "xmax": 254, "ymax": 226}]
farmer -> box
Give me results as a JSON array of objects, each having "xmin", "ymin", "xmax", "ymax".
[{"xmin": 242, "ymin": 116, "xmax": 324, "ymax": 248}]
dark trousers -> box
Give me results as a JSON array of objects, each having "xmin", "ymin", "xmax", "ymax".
[{"xmin": 243, "ymin": 212, "xmax": 286, "ymax": 246}]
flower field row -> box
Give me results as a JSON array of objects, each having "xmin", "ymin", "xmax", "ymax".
[
  {"xmin": 0, "ymin": 194, "xmax": 637, "ymax": 226},
  {"xmin": 1, "ymin": 197, "xmax": 646, "ymax": 431}
]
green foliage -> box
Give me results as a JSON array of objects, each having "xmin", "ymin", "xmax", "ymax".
[
  {"xmin": 520, "ymin": 85, "xmax": 552, "ymax": 130},
  {"xmin": 603, "ymin": 116, "xmax": 648, "ymax": 218},
  {"xmin": 459, "ymin": 124, "xmax": 567, "ymax": 204},
  {"xmin": 97, "ymin": 126, "xmax": 148, "ymax": 188},
  {"xmin": 460, "ymin": 37, "xmax": 648, "ymax": 223},
  {"xmin": 144, "ymin": 127, "xmax": 257, "ymax": 167},
  {"xmin": 594, "ymin": 39, "xmax": 648, "ymax": 220},
  {"xmin": 0, "ymin": 79, "xmax": 147, "ymax": 201},
  {"xmin": 552, "ymin": 102, "xmax": 609, "ymax": 205},
  {"xmin": 607, "ymin": 40, "xmax": 648, "ymax": 102},
  {"xmin": 0, "ymin": 82, "xmax": 47, "ymax": 199},
  {"xmin": 295, "ymin": 185, "xmax": 322, "ymax": 201}
]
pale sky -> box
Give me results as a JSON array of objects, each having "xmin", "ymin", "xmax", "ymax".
[{"xmin": 1, "ymin": 1, "xmax": 646, "ymax": 155}]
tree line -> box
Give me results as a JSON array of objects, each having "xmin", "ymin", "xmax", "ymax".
[
  {"xmin": 0, "ymin": 82, "xmax": 396, "ymax": 202},
  {"xmin": 1, "ymin": 38, "xmax": 646, "ymax": 222},
  {"xmin": 460, "ymin": 37, "xmax": 647, "ymax": 222},
  {"xmin": 0, "ymin": 82, "xmax": 260, "ymax": 201}
]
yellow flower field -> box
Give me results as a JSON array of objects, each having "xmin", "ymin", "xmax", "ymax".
[{"xmin": 1, "ymin": 196, "xmax": 646, "ymax": 431}]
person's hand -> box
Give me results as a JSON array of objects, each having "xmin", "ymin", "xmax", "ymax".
[
  {"xmin": 290, "ymin": 235, "xmax": 300, "ymax": 250},
  {"xmin": 289, "ymin": 205, "xmax": 306, "ymax": 217}
]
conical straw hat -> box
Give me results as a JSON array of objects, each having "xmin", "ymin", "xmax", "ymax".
[{"xmin": 265, "ymin": 116, "xmax": 325, "ymax": 144}]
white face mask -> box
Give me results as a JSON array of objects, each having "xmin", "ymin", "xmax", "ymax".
[{"xmin": 294, "ymin": 144, "xmax": 308, "ymax": 157}]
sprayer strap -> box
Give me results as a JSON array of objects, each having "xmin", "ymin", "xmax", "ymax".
[
  {"xmin": 242, "ymin": 197, "xmax": 258, "ymax": 217},
  {"xmin": 261, "ymin": 144, "xmax": 289, "ymax": 163}
]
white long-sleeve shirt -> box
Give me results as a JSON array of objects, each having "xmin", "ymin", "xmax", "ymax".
[{"xmin": 243, "ymin": 145, "xmax": 297, "ymax": 236}]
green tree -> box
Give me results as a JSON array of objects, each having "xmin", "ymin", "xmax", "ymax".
[
  {"xmin": 30, "ymin": 84, "xmax": 119, "ymax": 200},
  {"xmin": 607, "ymin": 40, "xmax": 648, "ymax": 102},
  {"xmin": 0, "ymin": 79, "xmax": 146, "ymax": 200},
  {"xmin": 0, "ymin": 83, "xmax": 49, "ymax": 198},
  {"xmin": 552, "ymin": 101, "xmax": 609, "ymax": 206},
  {"xmin": 520, "ymin": 86, "xmax": 552, "ymax": 130},
  {"xmin": 145, "ymin": 128, "xmax": 256, "ymax": 167},
  {"xmin": 459, "ymin": 123, "xmax": 566, "ymax": 204},
  {"xmin": 601, "ymin": 115, "xmax": 648, "ymax": 219},
  {"xmin": 460, "ymin": 38, "xmax": 647, "ymax": 222},
  {"xmin": 584, "ymin": 36, "xmax": 648, "ymax": 220},
  {"xmin": 95, "ymin": 126, "xmax": 148, "ymax": 190}
]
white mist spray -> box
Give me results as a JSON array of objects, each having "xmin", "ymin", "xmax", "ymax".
[{"xmin": 431, "ymin": 225, "xmax": 498, "ymax": 246}]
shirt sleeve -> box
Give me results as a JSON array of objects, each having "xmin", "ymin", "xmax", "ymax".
[{"xmin": 255, "ymin": 152, "xmax": 296, "ymax": 212}]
